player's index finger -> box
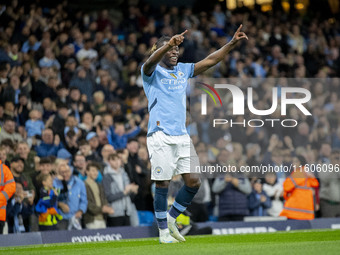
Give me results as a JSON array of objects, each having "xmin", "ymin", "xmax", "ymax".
[
  {"xmin": 236, "ymin": 24, "xmax": 243, "ymax": 33},
  {"xmin": 180, "ymin": 30, "xmax": 188, "ymax": 36}
]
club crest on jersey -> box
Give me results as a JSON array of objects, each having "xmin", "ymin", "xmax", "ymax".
[
  {"xmin": 178, "ymin": 71, "xmax": 184, "ymax": 77},
  {"xmin": 154, "ymin": 166, "xmax": 163, "ymax": 175}
]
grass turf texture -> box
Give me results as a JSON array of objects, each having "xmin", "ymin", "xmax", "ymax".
[{"xmin": 1, "ymin": 229, "xmax": 339, "ymax": 255}]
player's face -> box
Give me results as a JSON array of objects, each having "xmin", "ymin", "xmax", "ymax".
[{"xmin": 161, "ymin": 41, "xmax": 179, "ymax": 67}]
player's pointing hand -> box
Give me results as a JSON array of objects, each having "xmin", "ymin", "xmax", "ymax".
[
  {"xmin": 231, "ymin": 24, "xmax": 248, "ymax": 43},
  {"xmin": 168, "ymin": 30, "xmax": 188, "ymax": 47}
]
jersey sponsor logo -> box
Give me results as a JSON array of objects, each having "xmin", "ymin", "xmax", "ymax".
[
  {"xmin": 160, "ymin": 78, "xmax": 186, "ymax": 85},
  {"xmin": 154, "ymin": 166, "xmax": 163, "ymax": 175}
]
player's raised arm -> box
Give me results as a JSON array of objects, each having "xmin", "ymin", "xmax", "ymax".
[
  {"xmin": 193, "ymin": 24, "xmax": 248, "ymax": 77},
  {"xmin": 143, "ymin": 30, "xmax": 188, "ymax": 76}
]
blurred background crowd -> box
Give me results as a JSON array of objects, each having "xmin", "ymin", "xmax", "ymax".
[{"xmin": 0, "ymin": 0, "xmax": 339, "ymax": 234}]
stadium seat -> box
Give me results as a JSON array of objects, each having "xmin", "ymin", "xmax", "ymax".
[
  {"xmin": 138, "ymin": 211, "xmax": 155, "ymax": 226},
  {"xmin": 208, "ymin": 215, "xmax": 218, "ymax": 222}
]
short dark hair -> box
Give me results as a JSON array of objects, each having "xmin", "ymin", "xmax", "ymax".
[
  {"xmin": 11, "ymin": 156, "xmax": 24, "ymax": 164},
  {"xmin": 40, "ymin": 157, "xmax": 52, "ymax": 164},
  {"xmin": 56, "ymin": 102, "xmax": 68, "ymax": 109},
  {"xmin": 79, "ymin": 139, "xmax": 89, "ymax": 147},
  {"xmin": 149, "ymin": 35, "xmax": 171, "ymax": 54},
  {"xmin": 127, "ymin": 138, "xmax": 138, "ymax": 144},
  {"xmin": 0, "ymin": 139, "xmax": 15, "ymax": 149},
  {"xmin": 86, "ymin": 162, "xmax": 100, "ymax": 171},
  {"xmin": 3, "ymin": 116, "xmax": 15, "ymax": 123},
  {"xmin": 108, "ymin": 153, "xmax": 119, "ymax": 161},
  {"xmin": 37, "ymin": 173, "xmax": 52, "ymax": 186}
]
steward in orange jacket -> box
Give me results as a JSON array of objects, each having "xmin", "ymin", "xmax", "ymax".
[
  {"xmin": 0, "ymin": 160, "xmax": 16, "ymax": 233},
  {"xmin": 280, "ymin": 158, "xmax": 319, "ymax": 220}
]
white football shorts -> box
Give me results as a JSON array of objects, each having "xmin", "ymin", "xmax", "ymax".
[{"xmin": 147, "ymin": 131, "xmax": 200, "ymax": 181}]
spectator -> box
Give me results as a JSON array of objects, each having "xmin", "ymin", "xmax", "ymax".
[
  {"xmin": 248, "ymin": 179, "xmax": 272, "ymax": 216},
  {"xmin": 72, "ymin": 154, "xmax": 87, "ymax": 181},
  {"xmin": 42, "ymin": 98, "xmax": 57, "ymax": 122},
  {"xmin": 6, "ymin": 182, "xmax": 33, "ymax": 233},
  {"xmin": 187, "ymin": 151, "xmax": 211, "ymax": 222},
  {"xmin": 103, "ymin": 153, "xmax": 138, "ymax": 227},
  {"xmin": 280, "ymin": 156, "xmax": 319, "ymax": 220},
  {"xmin": 79, "ymin": 140, "xmax": 101, "ymax": 163},
  {"xmin": 2, "ymin": 75, "xmax": 28, "ymax": 104},
  {"xmin": 35, "ymin": 174, "xmax": 62, "ymax": 231},
  {"xmin": 262, "ymin": 172, "xmax": 284, "ymax": 217},
  {"xmin": 0, "ymin": 146, "xmax": 10, "ymax": 166},
  {"xmin": 39, "ymin": 47, "xmax": 61, "ymax": 70},
  {"xmin": 51, "ymin": 102, "xmax": 69, "ymax": 141},
  {"xmin": 30, "ymin": 67, "xmax": 48, "ymax": 103},
  {"xmin": 212, "ymin": 172, "xmax": 251, "ymax": 221},
  {"xmin": 86, "ymin": 131, "xmax": 102, "ymax": 159},
  {"xmin": 100, "ymin": 47, "xmax": 122, "ymax": 81},
  {"xmin": 64, "ymin": 130, "xmax": 79, "ymax": 156},
  {"xmin": 262, "ymin": 135, "xmax": 286, "ymax": 183},
  {"xmin": 31, "ymin": 157, "xmax": 54, "ymax": 202},
  {"xmin": 67, "ymin": 88, "xmax": 91, "ymax": 120},
  {"xmin": 53, "ymin": 162, "xmax": 87, "ymax": 230},
  {"xmin": 91, "ymin": 91, "xmax": 107, "ymax": 116},
  {"xmin": 319, "ymin": 149, "xmax": 340, "ymax": 217},
  {"xmin": 79, "ymin": 112, "xmax": 96, "ymax": 133},
  {"xmin": 125, "ymin": 138, "xmax": 148, "ymax": 211},
  {"xmin": 70, "ymin": 68, "xmax": 94, "ymax": 103},
  {"xmin": 61, "ymin": 58, "xmax": 77, "ymax": 86},
  {"xmin": 0, "ymin": 159, "xmax": 16, "ymax": 234},
  {"xmin": 84, "ymin": 163, "xmax": 113, "ymax": 229},
  {"xmin": 21, "ymin": 35, "xmax": 41, "ymax": 53},
  {"xmin": 25, "ymin": 109, "xmax": 45, "ymax": 140},
  {"xmin": 76, "ymin": 39, "xmax": 98, "ymax": 63},
  {"xmin": 35, "ymin": 128, "xmax": 63, "ymax": 158},
  {"xmin": 12, "ymin": 141, "xmax": 36, "ymax": 177},
  {"xmin": 9, "ymin": 156, "xmax": 35, "ymax": 231},
  {"xmin": 0, "ymin": 117, "xmax": 23, "ymax": 144},
  {"xmin": 100, "ymin": 144, "xmax": 115, "ymax": 167},
  {"xmin": 16, "ymin": 93, "xmax": 31, "ymax": 127},
  {"xmin": 108, "ymin": 121, "xmax": 145, "ymax": 150},
  {"xmin": 10, "ymin": 156, "xmax": 35, "ymax": 196},
  {"xmin": 64, "ymin": 115, "xmax": 81, "ymax": 140}
]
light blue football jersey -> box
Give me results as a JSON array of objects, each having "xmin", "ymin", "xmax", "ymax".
[{"xmin": 142, "ymin": 62, "xmax": 195, "ymax": 136}]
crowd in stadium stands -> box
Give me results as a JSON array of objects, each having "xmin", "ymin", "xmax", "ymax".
[{"xmin": 0, "ymin": 0, "xmax": 340, "ymax": 233}]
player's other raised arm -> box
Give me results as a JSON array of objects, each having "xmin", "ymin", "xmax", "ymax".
[
  {"xmin": 193, "ymin": 24, "xmax": 248, "ymax": 77},
  {"xmin": 143, "ymin": 30, "xmax": 188, "ymax": 76}
]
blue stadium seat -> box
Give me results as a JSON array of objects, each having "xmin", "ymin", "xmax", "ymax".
[
  {"xmin": 208, "ymin": 215, "xmax": 218, "ymax": 222},
  {"xmin": 138, "ymin": 211, "xmax": 155, "ymax": 226}
]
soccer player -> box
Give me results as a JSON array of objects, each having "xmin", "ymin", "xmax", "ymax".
[{"xmin": 141, "ymin": 25, "xmax": 248, "ymax": 243}]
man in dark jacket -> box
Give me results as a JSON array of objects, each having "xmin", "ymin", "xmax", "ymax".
[
  {"xmin": 51, "ymin": 102, "xmax": 69, "ymax": 141},
  {"xmin": 212, "ymin": 172, "xmax": 251, "ymax": 221}
]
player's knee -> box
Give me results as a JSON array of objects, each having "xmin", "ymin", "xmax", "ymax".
[
  {"xmin": 155, "ymin": 180, "xmax": 170, "ymax": 188},
  {"xmin": 187, "ymin": 178, "xmax": 201, "ymax": 189}
]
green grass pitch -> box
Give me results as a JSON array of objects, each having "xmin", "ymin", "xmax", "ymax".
[{"xmin": 1, "ymin": 229, "xmax": 340, "ymax": 255}]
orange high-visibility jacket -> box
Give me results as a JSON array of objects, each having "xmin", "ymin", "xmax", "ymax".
[
  {"xmin": 0, "ymin": 160, "xmax": 16, "ymax": 221},
  {"xmin": 280, "ymin": 170, "xmax": 319, "ymax": 220}
]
